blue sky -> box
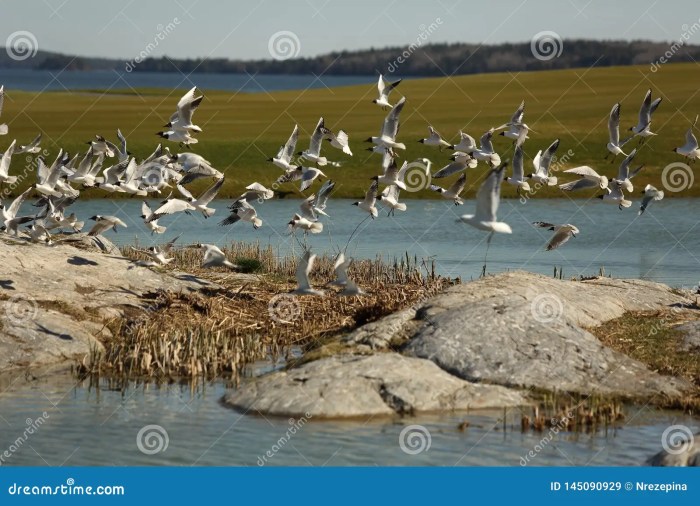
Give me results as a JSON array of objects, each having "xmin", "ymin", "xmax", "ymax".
[{"xmin": 1, "ymin": 0, "xmax": 697, "ymax": 60}]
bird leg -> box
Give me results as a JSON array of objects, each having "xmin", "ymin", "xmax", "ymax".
[{"xmin": 481, "ymin": 232, "xmax": 494, "ymax": 278}]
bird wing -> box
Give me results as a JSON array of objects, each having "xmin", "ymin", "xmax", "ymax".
[
  {"xmin": 140, "ymin": 201, "xmax": 153, "ymax": 219},
  {"xmin": 176, "ymin": 183, "xmax": 194, "ymax": 200},
  {"xmin": 564, "ymin": 166, "xmax": 601, "ymax": 179},
  {"xmin": 649, "ymin": 97, "xmax": 662, "ymax": 116},
  {"xmin": 198, "ymin": 176, "xmax": 225, "ymax": 204},
  {"xmin": 448, "ymin": 172, "xmax": 467, "ymax": 197},
  {"xmin": 380, "ymin": 96, "xmax": 405, "ymax": 139},
  {"xmin": 637, "ymin": 89, "xmax": 652, "ymax": 128},
  {"xmin": 617, "ymin": 148, "xmax": 637, "ymax": 180},
  {"xmin": 117, "ymin": 129, "xmax": 127, "ymax": 154},
  {"xmin": 558, "ymin": 178, "xmax": 599, "ymax": 191},
  {"xmin": 512, "ymin": 144, "xmax": 524, "ymax": 180},
  {"xmin": 7, "ymin": 187, "xmax": 32, "ymax": 218},
  {"xmin": 532, "ymin": 221, "xmax": 556, "ymax": 229},
  {"xmin": 480, "ymin": 128, "xmax": 494, "ymax": 152},
  {"xmin": 539, "ymin": 139, "xmax": 560, "ymax": 174},
  {"xmin": 685, "ymin": 121, "xmax": 699, "ymax": 150},
  {"xmin": 474, "ymin": 164, "xmax": 506, "ymax": 222},
  {"xmin": 314, "ymin": 179, "xmax": 335, "ymax": 209},
  {"xmin": 511, "ymin": 100, "xmax": 525, "ymax": 124},
  {"xmin": 363, "ymin": 180, "xmax": 378, "ymax": 206},
  {"xmin": 295, "ymin": 250, "xmax": 315, "ymax": 289},
  {"xmin": 432, "ymin": 160, "xmax": 468, "ymax": 179},
  {"xmin": 283, "ymin": 124, "xmax": 299, "ymax": 161},
  {"xmin": 547, "ymin": 227, "xmax": 574, "ymax": 251},
  {"xmin": 608, "ymin": 103, "xmax": 621, "ymax": 145},
  {"xmin": 177, "ymin": 87, "xmax": 202, "ymax": 125},
  {"xmin": 152, "ymin": 198, "xmax": 192, "ymax": 218},
  {"xmin": 308, "ymin": 117, "xmax": 326, "ymax": 155},
  {"xmin": 333, "ymin": 253, "xmax": 349, "ymax": 284}
]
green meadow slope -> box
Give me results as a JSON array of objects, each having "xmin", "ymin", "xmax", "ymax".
[{"xmin": 2, "ymin": 62, "xmax": 700, "ymax": 199}]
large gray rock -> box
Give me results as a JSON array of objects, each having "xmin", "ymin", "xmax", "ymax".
[
  {"xmin": 224, "ymin": 353, "xmax": 527, "ymax": 418},
  {"xmin": 647, "ymin": 433, "xmax": 700, "ymax": 466},
  {"xmin": 347, "ymin": 272, "xmax": 694, "ymax": 398},
  {"xmin": 675, "ymin": 321, "xmax": 700, "ymax": 351},
  {"xmin": 0, "ymin": 236, "xmax": 219, "ymax": 372}
]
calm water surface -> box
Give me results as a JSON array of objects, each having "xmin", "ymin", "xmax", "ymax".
[{"xmin": 43, "ymin": 197, "xmax": 700, "ymax": 287}]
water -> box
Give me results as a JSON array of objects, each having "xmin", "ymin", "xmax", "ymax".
[
  {"xmin": 0, "ymin": 68, "xmax": 376, "ymax": 93},
  {"xmin": 0, "ymin": 373, "xmax": 696, "ymax": 466},
  {"xmin": 46, "ymin": 197, "xmax": 700, "ymax": 287}
]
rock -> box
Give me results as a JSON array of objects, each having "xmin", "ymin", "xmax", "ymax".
[
  {"xmin": 675, "ymin": 321, "xmax": 700, "ymax": 351},
  {"xmin": 351, "ymin": 272, "xmax": 694, "ymax": 398},
  {"xmin": 0, "ymin": 236, "xmax": 221, "ymax": 373},
  {"xmin": 224, "ymin": 353, "xmax": 527, "ymax": 418},
  {"xmin": 647, "ymin": 433, "xmax": 700, "ymax": 466}
]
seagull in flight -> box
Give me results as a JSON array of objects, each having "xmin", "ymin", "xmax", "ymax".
[
  {"xmin": 432, "ymin": 152, "xmax": 477, "ymax": 179},
  {"xmin": 164, "ymin": 86, "xmax": 203, "ymax": 133},
  {"xmin": 639, "ymin": 184, "xmax": 664, "ymax": 215},
  {"xmin": 366, "ymin": 96, "xmax": 406, "ymax": 151},
  {"xmin": 269, "ymin": 124, "xmax": 299, "ymax": 171},
  {"xmin": 458, "ymin": 162, "xmax": 512, "ymax": 234},
  {"xmin": 0, "ymin": 140, "xmax": 17, "ymax": 185},
  {"xmin": 528, "ymin": 139, "xmax": 559, "ymax": 186},
  {"xmin": 597, "ymin": 181, "xmax": 632, "ymax": 209},
  {"xmin": 378, "ymin": 184, "xmax": 406, "ymax": 216},
  {"xmin": 199, "ymin": 244, "xmax": 239, "ymax": 269},
  {"xmin": 299, "ymin": 117, "xmax": 329, "ymax": 166},
  {"xmin": 17, "ymin": 133, "xmax": 42, "ymax": 154},
  {"xmin": 504, "ymin": 143, "xmax": 531, "ymax": 195},
  {"xmin": 373, "ymin": 74, "xmax": 402, "ymax": 109},
  {"xmin": 431, "ymin": 172, "xmax": 467, "ymax": 205},
  {"xmin": 325, "ymin": 129, "xmax": 353, "ymax": 156},
  {"xmin": 605, "ymin": 103, "xmax": 628, "ymax": 161},
  {"xmin": 219, "ymin": 199, "xmax": 263, "ymax": 229},
  {"xmin": 450, "ymin": 131, "xmax": 477, "ymax": 152},
  {"xmin": 496, "ymin": 100, "xmax": 531, "ymax": 144},
  {"xmin": 470, "ymin": 128, "xmax": 501, "ymax": 167},
  {"xmin": 613, "ymin": 148, "xmax": 643, "ymax": 193},
  {"xmin": 533, "ymin": 222, "xmax": 579, "ymax": 251},
  {"xmin": 87, "ymin": 215, "xmax": 127, "ymax": 236},
  {"xmin": 140, "ymin": 201, "xmax": 167, "ymax": 235},
  {"xmin": 559, "ymin": 166, "xmax": 609, "ymax": 192},
  {"xmin": 673, "ymin": 115, "xmax": 700, "ymax": 162},
  {"xmin": 291, "ymin": 249, "xmax": 325, "ymax": 296},
  {"xmin": 628, "ymin": 89, "xmax": 662, "ymax": 144},
  {"xmin": 419, "ymin": 126, "xmax": 450, "ymax": 150},
  {"xmin": 177, "ymin": 177, "xmax": 224, "ymax": 218},
  {"xmin": 353, "ymin": 180, "xmax": 379, "ymax": 218}
]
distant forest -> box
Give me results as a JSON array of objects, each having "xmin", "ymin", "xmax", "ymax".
[{"xmin": 1, "ymin": 40, "xmax": 698, "ymax": 75}]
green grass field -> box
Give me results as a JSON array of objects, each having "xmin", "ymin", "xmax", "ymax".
[{"xmin": 3, "ymin": 62, "xmax": 700, "ymax": 199}]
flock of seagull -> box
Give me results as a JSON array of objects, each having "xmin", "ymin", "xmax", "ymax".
[{"xmin": 1, "ymin": 74, "xmax": 698, "ymax": 296}]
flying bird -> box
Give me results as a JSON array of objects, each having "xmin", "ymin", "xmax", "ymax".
[
  {"xmin": 639, "ymin": 184, "xmax": 664, "ymax": 215},
  {"xmin": 373, "ymin": 74, "xmax": 402, "ymax": 109},
  {"xmin": 533, "ymin": 222, "xmax": 579, "ymax": 251}
]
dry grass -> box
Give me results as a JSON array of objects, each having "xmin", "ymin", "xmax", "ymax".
[
  {"xmin": 79, "ymin": 241, "xmax": 453, "ymax": 381},
  {"xmin": 589, "ymin": 308, "xmax": 700, "ymax": 412}
]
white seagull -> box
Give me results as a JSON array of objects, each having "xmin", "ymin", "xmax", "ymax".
[
  {"xmin": 528, "ymin": 139, "xmax": 559, "ymax": 186},
  {"xmin": 0, "ymin": 139, "xmax": 17, "ymax": 185},
  {"xmin": 2, "ymin": 187, "xmax": 34, "ymax": 235},
  {"xmin": 140, "ymin": 201, "xmax": 167, "ymax": 235},
  {"xmin": 673, "ymin": 115, "xmax": 700, "ymax": 162},
  {"xmin": 87, "ymin": 215, "xmax": 127, "ymax": 236},
  {"xmin": 628, "ymin": 89, "xmax": 662, "ymax": 143},
  {"xmin": 291, "ymin": 249, "xmax": 325, "ymax": 296},
  {"xmin": 17, "ymin": 133, "xmax": 42, "ymax": 154},
  {"xmin": 504, "ymin": 143, "xmax": 531, "ymax": 195},
  {"xmin": 353, "ymin": 180, "xmax": 379, "ymax": 218},
  {"xmin": 559, "ymin": 166, "xmax": 609, "ymax": 192},
  {"xmin": 378, "ymin": 184, "xmax": 406, "ymax": 216},
  {"xmin": 199, "ymin": 244, "xmax": 239, "ymax": 270},
  {"xmin": 373, "ymin": 74, "xmax": 402, "ymax": 109},
  {"xmin": 470, "ymin": 128, "xmax": 501, "ymax": 167},
  {"xmin": 177, "ymin": 176, "xmax": 224, "ymax": 218},
  {"xmin": 597, "ymin": 182, "xmax": 632, "ymax": 209},
  {"xmin": 639, "ymin": 184, "xmax": 664, "ymax": 215},
  {"xmin": 164, "ymin": 86, "xmax": 203, "ymax": 133},
  {"xmin": 458, "ymin": 162, "xmax": 512, "ymax": 234},
  {"xmin": 219, "ymin": 199, "xmax": 263, "ymax": 229},
  {"xmin": 326, "ymin": 129, "xmax": 353, "ymax": 156},
  {"xmin": 496, "ymin": 100, "xmax": 531, "ymax": 144},
  {"xmin": 366, "ymin": 96, "xmax": 406, "ymax": 151},
  {"xmin": 269, "ymin": 124, "xmax": 299, "ymax": 171},
  {"xmin": 606, "ymin": 103, "xmax": 628, "ymax": 160},
  {"xmin": 432, "ymin": 153, "xmax": 477, "ymax": 179},
  {"xmin": 146, "ymin": 195, "xmax": 196, "ymax": 222},
  {"xmin": 450, "ymin": 131, "xmax": 477, "ymax": 152},
  {"xmin": 613, "ymin": 148, "xmax": 643, "ymax": 193},
  {"xmin": 419, "ymin": 126, "xmax": 450, "ymax": 150},
  {"xmin": 288, "ymin": 213, "xmax": 323, "ymax": 234},
  {"xmin": 533, "ymin": 222, "xmax": 579, "ymax": 251},
  {"xmin": 430, "ymin": 172, "xmax": 467, "ymax": 205},
  {"xmin": 300, "ymin": 117, "xmax": 329, "ymax": 166}
]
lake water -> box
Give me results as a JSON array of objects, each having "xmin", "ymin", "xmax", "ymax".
[
  {"xmin": 3, "ymin": 196, "xmax": 699, "ymax": 466},
  {"xmin": 45, "ymin": 197, "xmax": 700, "ymax": 288},
  {"xmin": 0, "ymin": 69, "xmax": 377, "ymax": 93},
  {"xmin": 0, "ymin": 370, "xmax": 696, "ymax": 466}
]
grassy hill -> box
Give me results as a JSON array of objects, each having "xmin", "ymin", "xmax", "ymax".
[{"xmin": 2, "ymin": 62, "xmax": 700, "ymax": 199}]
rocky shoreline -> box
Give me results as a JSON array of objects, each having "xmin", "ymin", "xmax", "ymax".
[{"xmin": 2, "ymin": 236, "xmax": 699, "ymax": 465}]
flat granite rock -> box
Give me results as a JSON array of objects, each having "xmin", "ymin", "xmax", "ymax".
[
  {"xmin": 224, "ymin": 353, "xmax": 528, "ymax": 419},
  {"xmin": 347, "ymin": 271, "xmax": 695, "ymax": 398},
  {"xmin": 0, "ymin": 235, "xmax": 221, "ymax": 373}
]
